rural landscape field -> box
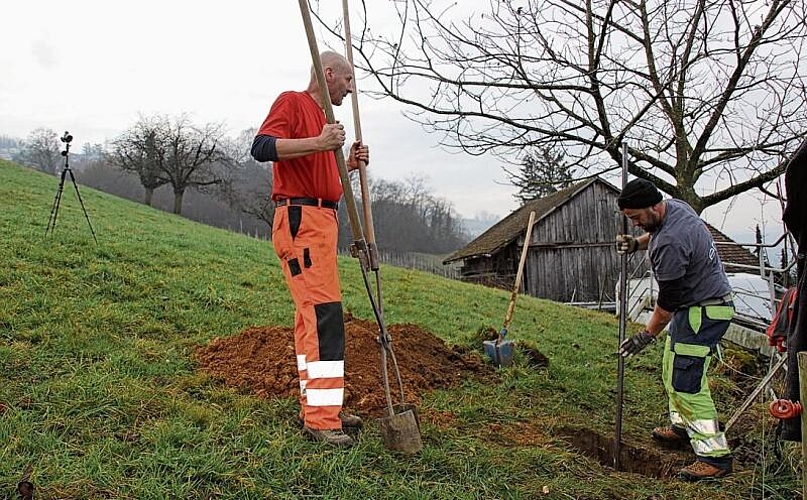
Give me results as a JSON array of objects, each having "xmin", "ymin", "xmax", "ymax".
[{"xmin": 0, "ymin": 160, "xmax": 800, "ymax": 498}]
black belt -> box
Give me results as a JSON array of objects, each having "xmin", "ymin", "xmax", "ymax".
[
  {"xmin": 697, "ymin": 293, "xmax": 733, "ymax": 306},
  {"xmin": 275, "ymin": 197, "xmax": 338, "ymax": 210}
]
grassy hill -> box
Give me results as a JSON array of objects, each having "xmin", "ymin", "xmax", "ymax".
[{"xmin": 0, "ymin": 160, "xmax": 797, "ymax": 499}]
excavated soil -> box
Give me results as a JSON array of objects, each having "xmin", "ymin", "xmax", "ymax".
[
  {"xmin": 195, "ymin": 314, "xmax": 493, "ymax": 417},
  {"xmin": 196, "ymin": 317, "xmax": 773, "ymax": 479}
]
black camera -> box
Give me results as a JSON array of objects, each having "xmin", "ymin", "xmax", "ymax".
[{"xmin": 60, "ymin": 131, "xmax": 73, "ymax": 144}]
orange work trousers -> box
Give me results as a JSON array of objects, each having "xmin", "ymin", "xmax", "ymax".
[{"xmin": 272, "ymin": 203, "xmax": 345, "ymax": 430}]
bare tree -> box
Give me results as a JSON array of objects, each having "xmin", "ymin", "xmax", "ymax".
[
  {"xmin": 352, "ymin": 176, "xmax": 468, "ymax": 252},
  {"xmin": 217, "ymin": 128, "xmax": 275, "ymax": 228},
  {"xmin": 20, "ymin": 128, "xmax": 61, "ymax": 174},
  {"xmin": 110, "ymin": 116, "xmax": 169, "ymax": 206},
  {"xmin": 161, "ymin": 115, "xmax": 228, "ymax": 215},
  {"xmin": 317, "ymin": 0, "xmax": 807, "ymax": 213},
  {"xmin": 111, "ymin": 114, "xmax": 229, "ymax": 214}
]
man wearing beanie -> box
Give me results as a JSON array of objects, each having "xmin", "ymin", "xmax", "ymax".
[{"xmin": 616, "ymin": 178, "xmax": 734, "ymax": 481}]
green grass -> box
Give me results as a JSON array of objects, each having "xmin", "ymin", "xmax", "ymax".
[{"xmin": 0, "ymin": 160, "xmax": 799, "ymax": 499}]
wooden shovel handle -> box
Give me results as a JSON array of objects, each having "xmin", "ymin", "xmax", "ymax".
[
  {"xmin": 503, "ymin": 211, "xmax": 536, "ymax": 331},
  {"xmin": 298, "ymin": 0, "xmax": 364, "ymax": 243},
  {"xmin": 341, "ymin": 0, "xmax": 375, "ymax": 245}
]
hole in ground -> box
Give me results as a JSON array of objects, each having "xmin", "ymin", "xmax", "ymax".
[{"xmin": 558, "ymin": 426, "xmax": 690, "ymax": 479}]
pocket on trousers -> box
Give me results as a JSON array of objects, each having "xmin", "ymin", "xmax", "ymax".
[
  {"xmin": 671, "ymin": 355, "xmax": 705, "ymax": 394},
  {"xmin": 705, "ymin": 305, "xmax": 734, "ymax": 321}
]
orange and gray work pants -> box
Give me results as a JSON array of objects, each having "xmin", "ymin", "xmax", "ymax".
[
  {"xmin": 272, "ymin": 202, "xmax": 345, "ymax": 431},
  {"xmin": 662, "ymin": 302, "xmax": 735, "ymax": 468}
]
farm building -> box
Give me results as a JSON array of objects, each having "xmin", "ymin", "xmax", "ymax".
[{"xmin": 444, "ymin": 177, "xmax": 759, "ymax": 304}]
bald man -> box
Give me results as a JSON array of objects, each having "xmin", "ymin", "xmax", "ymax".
[{"xmin": 251, "ymin": 51, "xmax": 369, "ymax": 448}]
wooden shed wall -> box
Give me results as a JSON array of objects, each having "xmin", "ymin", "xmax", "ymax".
[
  {"xmin": 458, "ymin": 181, "xmax": 648, "ymax": 302},
  {"xmin": 520, "ymin": 182, "xmax": 647, "ymax": 302}
]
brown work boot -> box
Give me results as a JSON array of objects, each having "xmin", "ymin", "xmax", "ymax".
[
  {"xmin": 296, "ymin": 412, "xmax": 363, "ymax": 431},
  {"xmin": 651, "ymin": 425, "xmax": 689, "ymax": 448},
  {"xmin": 678, "ymin": 460, "xmax": 731, "ymax": 481},
  {"xmin": 339, "ymin": 411, "xmax": 363, "ymax": 430},
  {"xmin": 302, "ymin": 427, "xmax": 355, "ymax": 448}
]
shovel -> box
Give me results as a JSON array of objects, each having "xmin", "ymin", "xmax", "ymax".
[
  {"xmin": 297, "ymin": 0, "xmax": 422, "ymax": 455},
  {"xmin": 484, "ymin": 210, "xmax": 536, "ymax": 367},
  {"xmin": 340, "ymin": 0, "xmax": 421, "ymax": 454}
]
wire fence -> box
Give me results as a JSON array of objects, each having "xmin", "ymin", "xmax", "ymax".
[{"xmin": 337, "ymin": 247, "xmax": 462, "ymax": 280}]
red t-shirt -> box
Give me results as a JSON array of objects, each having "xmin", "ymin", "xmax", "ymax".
[{"xmin": 257, "ymin": 91, "xmax": 343, "ymax": 202}]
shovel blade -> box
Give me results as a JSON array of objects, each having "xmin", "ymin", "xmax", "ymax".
[
  {"xmin": 393, "ymin": 403, "xmax": 420, "ymax": 430},
  {"xmin": 483, "ymin": 339, "xmax": 516, "ymax": 367},
  {"xmin": 378, "ymin": 407, "xmax": 423, "ymax": 455}
]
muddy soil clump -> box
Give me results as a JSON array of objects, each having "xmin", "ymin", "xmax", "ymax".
[{"xmin": 196, "ymin": 315, "xmax": 493, "ymax": 417}]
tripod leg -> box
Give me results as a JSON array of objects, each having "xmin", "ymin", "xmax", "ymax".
[
  {"xmin": 46, "ymin": 170, "xmax": 68, "ymax": 236},
  {"xmin": 67, "ymin": 169, "xmax": 98, "ymax": 244}
]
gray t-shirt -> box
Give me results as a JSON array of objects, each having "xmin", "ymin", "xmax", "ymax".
[{"xmin": 648, "ymin": 199, "xmax": 732, "ymax": 306}]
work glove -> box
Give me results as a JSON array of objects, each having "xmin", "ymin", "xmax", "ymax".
[
  {"xmin": 618, "ymin": 331, "xmax": 656, "ymax": 358},
  {"xmin": 615, "ymin": 234, "xmax": 638, "ymax": 254}
]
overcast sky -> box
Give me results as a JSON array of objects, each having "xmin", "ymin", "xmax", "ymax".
[{"xmin": 0, "ymin": 0, "xmax": 790, "ymax": 250}]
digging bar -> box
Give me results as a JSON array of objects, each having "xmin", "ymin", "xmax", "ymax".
[
  {"xmin": 484, "ymin": 210, "xmax": 536, "ymax": 367},
  {"xmin": 614, "ymin": 142, "xmax": 630, "ymax": 470}
]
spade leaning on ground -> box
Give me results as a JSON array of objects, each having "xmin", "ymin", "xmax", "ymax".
[
  {"xmin": 250, "ymin": 50, "xmax": 369, "ymax": 448},
  {"xmin": 616, "ymin": 178, "xmax": 735, "ymax": 481}
]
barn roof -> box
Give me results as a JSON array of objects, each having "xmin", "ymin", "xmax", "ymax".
[
  {"xmin": 445, "ymin": 177, "xmax": 759, "ymax": 271},
  {"xmin": 707, "ymin": 225, "xmax": 761, "ymax": 273},
  {"xmin": 443, "ymin": 178, "xmax": 602, "ymax": 263}
]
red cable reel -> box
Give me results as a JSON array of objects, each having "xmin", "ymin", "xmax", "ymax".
[{"xmin": 770, "ymin": 399, "xmax": 803, "ymax": 420}]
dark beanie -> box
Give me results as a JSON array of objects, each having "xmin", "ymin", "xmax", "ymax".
[{"xmin": 617, "ymin": 178, "xmax": 662, "ymax": 209}]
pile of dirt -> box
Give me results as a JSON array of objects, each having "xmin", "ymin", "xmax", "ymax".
[{"xmin": 195, "ymin": 315, "xmax": 493, "ymax": 417}]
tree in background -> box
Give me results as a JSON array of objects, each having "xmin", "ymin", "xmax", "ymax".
[
  {"xmin": 217, "ymin": 128, "xmax": 275, "ymax": 228},
  {"xmin": 504, "ymin": 146, "xmax": 574, "ymax": 203},
  {"xmin": 350, "ymin": 176, "xmax": 468, "ymax": 254},
  {"xmin": 111, "ymin": 114, "xmax": 229, "ymax": 214},
  {"xmin": 160, "ymin": 115, "xmax": 229, "ymax": 215},
  {"xmin": 19, "ymin": 128, "xmax": 61, "ymax": 174},
  {"xmin": 110, "ymin": 116, "xmax": 169, "ymax": 206},
  {"xmin": 322, "ymin": 0, "xmax": 807, "ymax": 213}
]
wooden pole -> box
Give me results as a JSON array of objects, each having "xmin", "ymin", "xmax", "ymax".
[
  {"xmin": 798, "ymin": 351, "xmax": 807, "ymax": 498},
  {"xmin": 502, "ymin": 211, "xmax": 537, "ymax": 333},
  {"xmin": 297, "ymin": 0, "xmax": 365, "ymax": 247},
  {"xmin": 341, "ymin": 0, "xmax": 377, "ymax": 270}
]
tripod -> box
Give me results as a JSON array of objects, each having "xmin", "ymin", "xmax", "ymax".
[{"xmin": 46, "ymin": 131, "xmax": 98, "ymax": 244}]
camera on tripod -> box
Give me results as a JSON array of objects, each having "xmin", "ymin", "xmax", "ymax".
[
  {"xmin": 46, "ymin": 130, "xmax": 98, "ymax": 244},
  {"xmin": 60, "ymin": 132, "xmax": 73, "ymax": 157}
]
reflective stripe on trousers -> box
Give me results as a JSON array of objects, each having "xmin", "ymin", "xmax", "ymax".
[
  {"xmin": 273, "ymin": 204, "xmax": 345, "ymax": 430},
  {"xmin": 662, "ymin": 304, "xmax": 734, "ymax": 461}
]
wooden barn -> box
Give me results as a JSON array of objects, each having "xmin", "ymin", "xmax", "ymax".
[{"xmin": 444, "ymin": 177, "xmax": 758, "ymax": 304}]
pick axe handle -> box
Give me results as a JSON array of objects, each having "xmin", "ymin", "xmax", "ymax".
[{"xmin": 502, "ymin": 211, "xmax": 536, "ymax": 333}]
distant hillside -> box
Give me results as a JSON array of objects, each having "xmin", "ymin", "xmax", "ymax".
[{"xmin": 462, "ymin": 215, "xmax": 500, "ymax": 239}]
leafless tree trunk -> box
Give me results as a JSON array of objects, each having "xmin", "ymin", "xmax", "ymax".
[{"xmin": 317, "ymin": 0, "xmax": 807, "ymax": 213}]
